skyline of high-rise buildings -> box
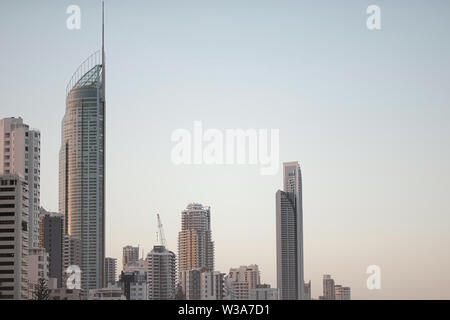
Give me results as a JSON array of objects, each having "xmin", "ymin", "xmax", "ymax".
[
  {"xmin": 0, "ymin": 31, "xmax": 347, "ymax": 300},
  {"xmin": 0, "ymin": 108, "xmax": 351, "ymax": 300},
  {"xmin": 0, "ymin": 3, "xmax": 353, "ymax": 301},
  {"xmin": 2, "ymin": 0, "xmax": 449, "ymax": 302},
  {"xmin": 0, "ymin": 114, "xmax": 348, "ymax": 300}
]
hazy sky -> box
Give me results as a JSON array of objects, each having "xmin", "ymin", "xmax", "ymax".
[{"xmin": 1, "ymin": 0, "xmax": 449, "ymax": 299}]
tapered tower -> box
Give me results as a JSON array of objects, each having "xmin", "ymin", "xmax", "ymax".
[{"xmin": 59, "ymin": 1, "xmax": 106, "ymax": 297}]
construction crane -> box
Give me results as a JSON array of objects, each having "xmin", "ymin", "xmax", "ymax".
[{"xmin": 157, "ymin": 213, "xmax": 167, "ymax": 247}]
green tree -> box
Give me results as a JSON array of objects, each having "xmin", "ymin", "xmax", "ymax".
[{"xmin": 33, "ymin": 278, "xmax": 50, "ymax": 300}]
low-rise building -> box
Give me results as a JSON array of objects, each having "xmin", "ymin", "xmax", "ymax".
[
  {"xmin": 88, "ymin": 285, "xmax": 125, "ymax": 300},
  {"xmin": 48, "ymin": 278, "xmax": 81, "ymax": 300},
  {"xmin": 335, "ymin": 285, "xmax": 351, "ymax": 300}
]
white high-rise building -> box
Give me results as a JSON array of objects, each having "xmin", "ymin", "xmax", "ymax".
[
  {"xmin": 147, "ymin": 245, "xmax": 176, "ymax": 300},
  {"xmin": 276, "ymin": 162, "xmax": 304, "ymax": 300},
  {"xmin": 0, "ymin": 117, "xmax": 40, "ymax": 249},
  {"xmin": 229, "ymin": 265, "xmax": 261, "ymax": 290},
  {"xmin": 178, "ymin": 203, "xmax": 214, "ymax": 284},
  {"xmin": 0, "ymin": 174, "xmax": 29, "ymax": 300}
]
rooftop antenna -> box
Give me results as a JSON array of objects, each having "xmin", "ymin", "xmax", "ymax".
[
  {"xmin": 101, "ymin": 0, "xmax": 105, "ymax": 97},
  {"xmin": 157, "ymin": 213, "xmax": 167, "ymax": 248}
]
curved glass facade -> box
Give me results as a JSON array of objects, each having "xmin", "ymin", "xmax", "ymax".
[{"xmin": 59, "ymin": 53, "xmax": 105, "ymax": 295}]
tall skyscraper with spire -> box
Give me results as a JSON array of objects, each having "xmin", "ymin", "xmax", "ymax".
[
  {"xmin": 59, "ymin": 2, "xmax": 106, "ymax": 296},
  {"xmin": 276, "ymin": 161, "xmax": 304, "ymax": 300}
]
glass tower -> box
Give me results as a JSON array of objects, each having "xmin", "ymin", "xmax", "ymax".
[
  {"xmin": 59, "ymin": 3, "xmax": 106, "ymax": 296},
  {"xmin": 276, "ymin": 162, "xmax": 304, "ymax": 300}
]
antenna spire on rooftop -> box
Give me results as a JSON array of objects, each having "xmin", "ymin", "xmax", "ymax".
[{"xmin": 101, "ymin": 0, "xmax": 105, "ymax": 98}]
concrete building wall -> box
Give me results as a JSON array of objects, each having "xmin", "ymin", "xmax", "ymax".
[
  {"xmin": 62, "ymin": 234, "xmax": 81, "ymax": 287},
  {"xmin": 0, "ymin": 174, "xmax": 29, "ymax": 300},
  {"xmin": 249, "ymin": 286, "xmax": 279, "ymax": 300},
  {"xmin": 130, "ymin": 281, "xmax": 147, "ymax": 300},
  {"xmin": 104, "ymin": 257, "xmax": 117, "ymax": 286},
  {"xmin": 323, "ymin": 275, "xmax": 335, "ymax": 300},
  {"xmin": 231, "ymin": 281, "xmax": 249, "ymax": 300},
  {"xmin": 39, "ymin": 209, "xmax": 63, "ymax": 287},
  {"xmin": 229, "ymin": 265, "xmax": 261, "ymax": 290},
  {"xmin": 0, "ymin": 118, "xmax": 40, "ymax": 250},
  {"xmin": 201, "ymin": 271, "xmax": 224, "ymax": 300},
  {"xmin": 147, "ymin": 245, "xmax": 176, "ymax": 300},
  {"xmin": 122, "ymin": 246, "xmax": 139, "ymax": 270},
  {"xmin": 88, "ymin": 285, "xmax": 125, "ymax": 300},
  {"xmin": 335, "ymin": 285, "xmax": 351, "ymax": 300},
  {"xmin": 180, "ymin": 268, "xmax": 201, "ymax": 300},
  {"xmin": 27, "ymin": 248, "xmax": 49, "ymax": 299}
]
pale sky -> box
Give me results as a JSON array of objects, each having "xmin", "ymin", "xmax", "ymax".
[{"xmin": 1, "ymin": 0, "xmax": 449, "ymax": 299}]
